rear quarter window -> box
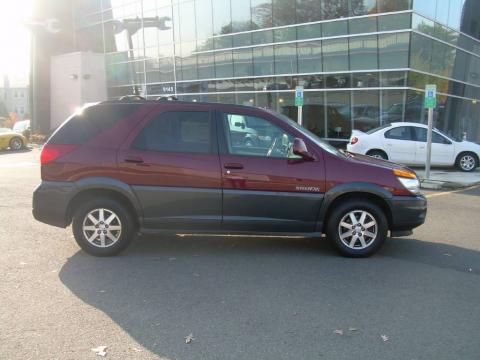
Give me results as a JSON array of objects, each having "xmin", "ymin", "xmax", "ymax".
[{"xmin": 49, "ymin": 104, "xmax": 141, "ymax": 144}]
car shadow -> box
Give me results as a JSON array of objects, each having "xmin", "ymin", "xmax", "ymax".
[{"xmin": 59, "ymin": 235, "xmax": 480, "ymax": 359}]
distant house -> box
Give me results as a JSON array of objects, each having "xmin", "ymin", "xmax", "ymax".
[{"xmin": 0, "ymin": 76, "xmax": 30, "ymax": 120}]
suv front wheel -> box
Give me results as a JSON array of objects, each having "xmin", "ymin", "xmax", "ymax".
[
  {"xmin": 326, "ymin": 200, "xmax": 388, "ymax": 257},
  {"xmin": 72, "ymin": 197, "xmax": 135, "ymax": 256}
]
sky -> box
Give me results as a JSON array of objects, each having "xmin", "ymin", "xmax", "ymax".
[{"xmin": 0, "ymin": 0, "xmax": 35, "ymax": 87}]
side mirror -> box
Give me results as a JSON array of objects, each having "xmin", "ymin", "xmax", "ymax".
[
  {"xmin": 293, "ymin": 138, "xmax": 314, "ymax": 161},
  {"xmin": 234, "ymin": 122, "xmax": 245, "ymax": 129}
]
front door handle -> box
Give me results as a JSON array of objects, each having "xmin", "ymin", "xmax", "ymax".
[
  {"xmin": 124, "ymin": 156, "xmax": 144, "ymax": 164},
  {"xmin": 224, "ymin": 163, "xmax": 244, "ymax": 170}
]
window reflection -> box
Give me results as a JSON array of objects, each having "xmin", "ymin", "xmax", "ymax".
[
  {"xmin": 253, "ymin": 46, "xmax": 274, "ymax": 76},
  {"xmin": 352, "ymin": 90, "xmax": 380, "ymax": 132},
  {"xmin": 322, "ymin": 38, "xmax": 349, "ymax": 72},
  {"xmin": 350, "ymin": 0, "xmax": 377, "ymax": 16},
  {"xmin": 274, "ymin": 44, "xmax": 298, "ymax": 74},
  {"xmin": 378, "ymin": 33, "xmax": 409, "ymax": 69},
  {"xmin": 296, "ymin": 0, "xmax": 322, "ymax": 23},
  {"xmin": 212, "ymin": 0, "xmax": 232, "ymax": 34},
  {"xmin": 297, "ymin": 41, "xmax": 322, "ymax": 73},
  {"xmin": 273, "ymin": 0, "xmax": 297, "ymax": 26},
  {"xmin": 322, "ymin": 0, "xmax": 348, "ymax": 20},
  {"xmin": 326, "ymin": 91, "xmax": 351, "ymax": 139},
  {"xmin": 232, "ymin": 0, "xmax": 252, "ymax": 32},
  {"xmin": 251, "ymin": 0, "xmax": 273, "ymax": 29},
  {"xmin": 349, "ymin": 35, "xmax": 378, "ymax": 70}
]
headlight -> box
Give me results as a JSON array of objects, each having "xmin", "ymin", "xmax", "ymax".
[{"xmin": 393, "ymin": 168, "xmax": 420, "ymax": 194}]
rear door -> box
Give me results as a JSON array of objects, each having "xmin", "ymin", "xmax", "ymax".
[
  {"xmin": 412, "ymin": 127, "xmax": 455, "ymax": 165},
  {"xmin": 217, "ymin": 109, "xmax": 326, "ymax": 233},
  {"xmin": 382, "ymin": 126, "xmax": 416, "ymax": 164},
  {"xmin": 117, "ymin": 105, "xmax": 222, "ymax": 230}
]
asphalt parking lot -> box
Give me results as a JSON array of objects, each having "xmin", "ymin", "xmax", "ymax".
[{"xmin": 1, "ymin": 148, "xmax": 480, "ymax": 360}]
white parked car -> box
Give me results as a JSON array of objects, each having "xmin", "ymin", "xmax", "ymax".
[{"xmin": 347, "ymin": 122, "xmax": 480, "ymax": 172}]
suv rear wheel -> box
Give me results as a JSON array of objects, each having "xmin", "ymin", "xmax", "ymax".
[
  {"xmin": 72, "ymin": 197, "xmax": 135, "ymax": 256},
  {"xmin": 326, "ymin": 200, "xmax": 388, "ymax": 257}
]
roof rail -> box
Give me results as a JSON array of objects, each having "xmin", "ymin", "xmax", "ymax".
[
  {"xmin": 119, "ymin": 95, "xmax": 146, "ymax": 101},
  {"xmin": 156, "ymin": 95, "xmax": 178, "ymax": 101}
]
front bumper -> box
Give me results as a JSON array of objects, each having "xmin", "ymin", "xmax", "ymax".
[
  {"xmin": 32, "ymin": 181, "xmax": 76, "ymax": 228},
  {"xmin": 389, "ymin": 194, "xmax": 427, "ymax": 232}
]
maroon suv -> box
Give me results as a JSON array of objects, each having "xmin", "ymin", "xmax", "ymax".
[{"xmin": 33, "ymin": 99, "xmax": 427, "ymax": 257}]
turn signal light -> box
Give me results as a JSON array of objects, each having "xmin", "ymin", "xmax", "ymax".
[
  {"xmin": 350, "ymin": 136, "xmax": 358, "ymax": 145},
  {"xmin": 393, "ymin": 168, "xmax": 417, "ymax": 179},
  {"xmin": 40, "ymin": 144, "xmax": 78, "ymax": 165}
]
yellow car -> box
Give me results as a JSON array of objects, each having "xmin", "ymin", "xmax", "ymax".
[{"xmin": 0, "ymin": 128, "xmax": 28, "ymax": 150}]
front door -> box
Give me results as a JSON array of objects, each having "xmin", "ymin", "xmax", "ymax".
[
  {"xmin": 117, "ymin": 106, "xmax": 222, "ymax": 230},
  {"xmin": 412, "ymin": 126, "xmax": 455, "ymax": 166},
  {"xmin": 218, "ymin": 110, "xmax": 326, "ymax": 233}
]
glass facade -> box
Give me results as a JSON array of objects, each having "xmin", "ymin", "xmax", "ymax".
[{"xmin": 73, "ymin": 0, "xmax": 480, "ymax": 143}]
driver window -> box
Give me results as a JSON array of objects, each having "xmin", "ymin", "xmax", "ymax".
[{"xmin": 222, "ymin": 113, "xmax": 298, "ymax": 158}]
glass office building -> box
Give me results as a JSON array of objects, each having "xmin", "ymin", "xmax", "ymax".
[{"xmin": 73, "ymin": 0, "xmax": 480, "ymax": 143}]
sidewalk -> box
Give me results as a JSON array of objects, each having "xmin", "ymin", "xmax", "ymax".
[{"xmin": 414, "ymin": 168, "xmax": 480, "ymax": 190}]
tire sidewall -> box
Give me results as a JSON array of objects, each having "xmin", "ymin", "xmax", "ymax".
[
  {"xmin": 72, "ymin": 197, "xmax": 134, "ymax": 256},
  {"xmin": 368, "ymin": 150, "xmax": 388, "ymax": 160},
  {"xmin": 326, "ymin": 200, "xmax": 388, "ymax": 258}
]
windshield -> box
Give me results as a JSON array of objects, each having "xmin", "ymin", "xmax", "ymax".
[{"xmin": 271, "ymin": 111, "xmax": 345, "ymax": 157}]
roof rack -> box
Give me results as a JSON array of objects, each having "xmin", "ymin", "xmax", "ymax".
[{"xmin": 119, "ymin": 95, "xmax": 146, "ymax": 101}]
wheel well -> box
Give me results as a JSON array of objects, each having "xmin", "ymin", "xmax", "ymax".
[
  {"xmin": 455, "ymin": 151, "xmax": 479, "ymax": 164},
  {"xmin": 324, "ymin": 192, "xmax": 392, "ymax": 230},
  {"xmin": 366, "ymin": 149, "xmax": 388, "ymax": 158},
  {"xmin": 67, "ymin": 188, "xmax": 139, "ymax": 227}
]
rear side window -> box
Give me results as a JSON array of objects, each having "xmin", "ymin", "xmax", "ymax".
[
  {"xmin": 384, "ymin": 126, "xmax": 413, "ymax": 140},
  {"xmin": 49, "ymin": 104, "xmax": 140, "ymax": 144},
  {"xmin": 133, "ymin": 111, "xmax": 212, "ymax": 154},
  {"xmin": 412, "ymin": 127, "xmax": 452, "ymax": 144}
]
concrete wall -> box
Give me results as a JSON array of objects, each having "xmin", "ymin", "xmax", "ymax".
[{"xmin": 50, "ymin": 52, "xmax": 107, "ymax": 129}]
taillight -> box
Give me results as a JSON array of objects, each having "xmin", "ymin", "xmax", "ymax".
[
  {"xmin": 350, "ymin": 136, "xmax": 359, "ymax": 145},
  {"xmin": 40, "ymin": 144, "xmax": 78, "ymax": 165}
]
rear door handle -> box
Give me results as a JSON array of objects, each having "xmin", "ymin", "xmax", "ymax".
[
  {"xmin": 124, "ymin": 156, "xmax": 144, "ymax": 164},
  {"xmin": 224, "ymin": 163, "xmax": 244, "ymax": 170}
]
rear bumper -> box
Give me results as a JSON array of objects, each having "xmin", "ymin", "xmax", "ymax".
[
  {"xmin": 32, "ymin": 181, "xmax": 76, "ymax": 228},
  {"xmin": 389, "ymin": 194, "xmax": 427, "ymax": 232}
]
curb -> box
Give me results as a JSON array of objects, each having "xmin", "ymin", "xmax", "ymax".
[{"xmin": 420, "ymin": 179, "xmax": 480, "ymax": 190}]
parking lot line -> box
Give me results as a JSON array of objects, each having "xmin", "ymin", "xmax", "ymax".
[{"xmin": 425, "ymin": 184, "xmax": 480, "ymax": 198}]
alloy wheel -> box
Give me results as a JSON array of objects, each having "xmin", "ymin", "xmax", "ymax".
[
  {"xmin": 82, "ymin": 208, "xmax": 122, "ymax": 248},
  {"xmin": 10, "ymin": 139, "xmax": 22, "ymax": 150},
  {"xmin": 338, "ymin": 210, "xmax": 378, "ymax": 250},
  {"xmin": 460, "ymin": 155, "xmax": 476, "ymax": 171}
]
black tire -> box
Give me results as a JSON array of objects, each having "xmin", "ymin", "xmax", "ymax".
[
  {"xmin": 72, "ymin": 197, "xmax": 135, "ymax": 256},
  {"xmin": 326, "ymin": 200, "xmax": 388, "ymax": 258},
  {"xmin": 366, "ymin": 149, "xmax": 388, "ymax": 160},
  {"xmin": 9, "ymin": 137, "xmax": 23, "ymax": 150},
  {"xmin": 455, "ymin": 152, "xmax": 478, "ymax": 172}
]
